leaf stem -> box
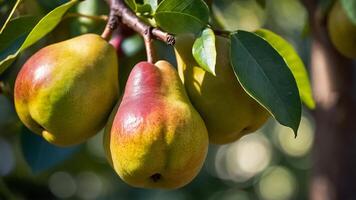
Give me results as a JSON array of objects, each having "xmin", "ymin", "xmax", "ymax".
[{"xmin": 0, "ymin": 0, "xmax": 21, "ymax": 33}]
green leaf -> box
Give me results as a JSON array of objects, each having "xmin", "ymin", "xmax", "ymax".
[
  {"xmin": 255, "ymin": 29, "xmax": 315, "ymax": 109},
  {"xmin": 192, "ymin": 28, "xmax": 216, "ymax": 75},
  {"xmin": 154, "ymin": 0, "xmax": 209, "ymax": 34},
  {"xmin": 341, "ymin": 0, "xmax": 356, "ymax": 24},
  {"xmin": 0, "ymin": 16, "xmax": 39, "ymax": 52},
  {"xmin": 0, "ymin": 0, "xmax": 78, "ymax": 75},
  {"xmin": 0, "ymin": 0, "xmax": 21, "ymax": 34},
  {"xmin": 230, "ymin": 31, "xmax": 301, "ymax": 135}
]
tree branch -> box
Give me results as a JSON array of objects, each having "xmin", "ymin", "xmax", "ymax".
[{"xmin": 101, "ymin": 0, "xmax": 175, "ymax": 63}]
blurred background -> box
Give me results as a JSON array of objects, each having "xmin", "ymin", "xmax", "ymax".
[{"xmin": 0, "ymin": 0, "xmax": 318, "ymax": 199}]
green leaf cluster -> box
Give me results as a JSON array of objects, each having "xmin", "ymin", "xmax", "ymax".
[{"xmin": 0, "ymin": 0, "xmax": 78, "ymax": 74}]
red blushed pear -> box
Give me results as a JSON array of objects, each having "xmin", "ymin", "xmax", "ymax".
[
  {"xmin": 104, "ymin": 60, "xmax": 209, "ymax": 189},
  {"xmin": 14, "ymin": 34, "xmax": 119, "ymax": 146}
]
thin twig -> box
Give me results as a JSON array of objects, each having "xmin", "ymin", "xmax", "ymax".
[
  {"xmin": 101, "ymin": 0, "xmax": 175, "ymax": 62},
  {"xmin": 213, "ymin": 29, "xmax": 231, "ymax": 37},
  {"xmin": 101, "ymin": 9, "xmax": 119, "ymax": 40}
]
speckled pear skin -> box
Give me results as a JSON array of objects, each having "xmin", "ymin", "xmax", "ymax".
[
  {"xmin": 14, "ymin": 34, "xmax": 119, "ymax": 146},
  {"xmin": 175, "ymin": 34, "xmax": 270, "ymax": 144},
  {"xmin": 104, "ymin": 60, "xmax": 208, "ymax": 189}
]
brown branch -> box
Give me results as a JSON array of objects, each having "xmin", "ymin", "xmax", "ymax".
[{"xmin": 101, "ymin": 0, "xmax": 175, "ymax": 63}]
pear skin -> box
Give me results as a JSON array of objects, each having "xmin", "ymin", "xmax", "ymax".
[
  {"xmin": 327, "ymin": 1, "xmax": 356, "ymax": 58},
  {"xmin": 175, "ymin": 34, "xmax": 270, "ymax": 144},
  {"xmin": 14, "ymin": 34, "xmax": 119, "ymax": 146},
  {"xmin": 105, "ymin": 60, "xmax": 208, "ymax": 189}
]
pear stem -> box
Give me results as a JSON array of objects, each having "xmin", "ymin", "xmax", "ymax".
[
  {"xmin": 101, "ymin": 0, "xmax": 175, "ymax": 62},
  {"xmin": 143, "ymin": 27, "xmax": 155, "ymax": 63}
]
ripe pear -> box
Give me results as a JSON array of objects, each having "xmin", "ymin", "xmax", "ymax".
[
  {"xmin": 327, "ymin": 1, "xmax": 356, "ymax": 58},
  {"xmin": 104, "ymin": 60, "xmax": 208, "ymax": 189},
  {"xmin": 175, "ymin": 34, "xmax": 270, "ymax": 144},
  {"xmin": 14, "ymin": 34, "xmax": 119, "ymax": 146}
]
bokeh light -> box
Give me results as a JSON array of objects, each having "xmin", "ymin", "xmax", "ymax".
[
  {"xmin": 122, "ymin": 35, "xmax": 144, "ymax": 56},
  {"xmin": 214, "ymin": 145, "xmax": 231, "ymax": 181},
  {"xmin": 257, "ymin": 166, "xmax": 297, "ymax": 200},
  {"xmin": 266, "ymin": 0, "xmax": 307, "ymax": 33},
  {"xmin": 212, "ymin": 0, "xmax": 266, "ymax": 32},
  {"xmin": 76, "ymin": 171, "xmax": 103, "ymax": 199},
  {"xmin": 215, "ymin": 133, "xmax": 272, "ymax": 182},
  {"xmin": 274, "ymin": 116, "xmax": 314, "ymax": 157},
  {"xmin": 48, "ymin": 171, "xmax": 77, "ymax": 199}
]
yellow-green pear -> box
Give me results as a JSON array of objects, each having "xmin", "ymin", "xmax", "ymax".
[
  {"xmin": 175, "ymin": 34, "xmax": 270, "ymax": 144},
  {"xmin": 327, "ymin": 1, "xmax": 356, "ymax": 58},
  {"xmin": 104, "ymin": 60, "xmax": 208, "ymax": 189},
  {"xmin": 14, "ymin": 34, "xmax": 119, "ymax": 146}
]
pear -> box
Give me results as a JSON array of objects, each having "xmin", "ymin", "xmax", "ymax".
[
  {"xmin": 104, "ymin": 60, "xmax": 208, "ymax": 189},
  {"xmin": 327, "ymin": 1, "xmax": 356, "ymax": 58},
  {"xmin": 14, "ymin": 34, "xmax": 119, "ymax": 146},
  {"xmin": 175, "ymin": 34, "xmax": 270, "ymax": 144}
]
